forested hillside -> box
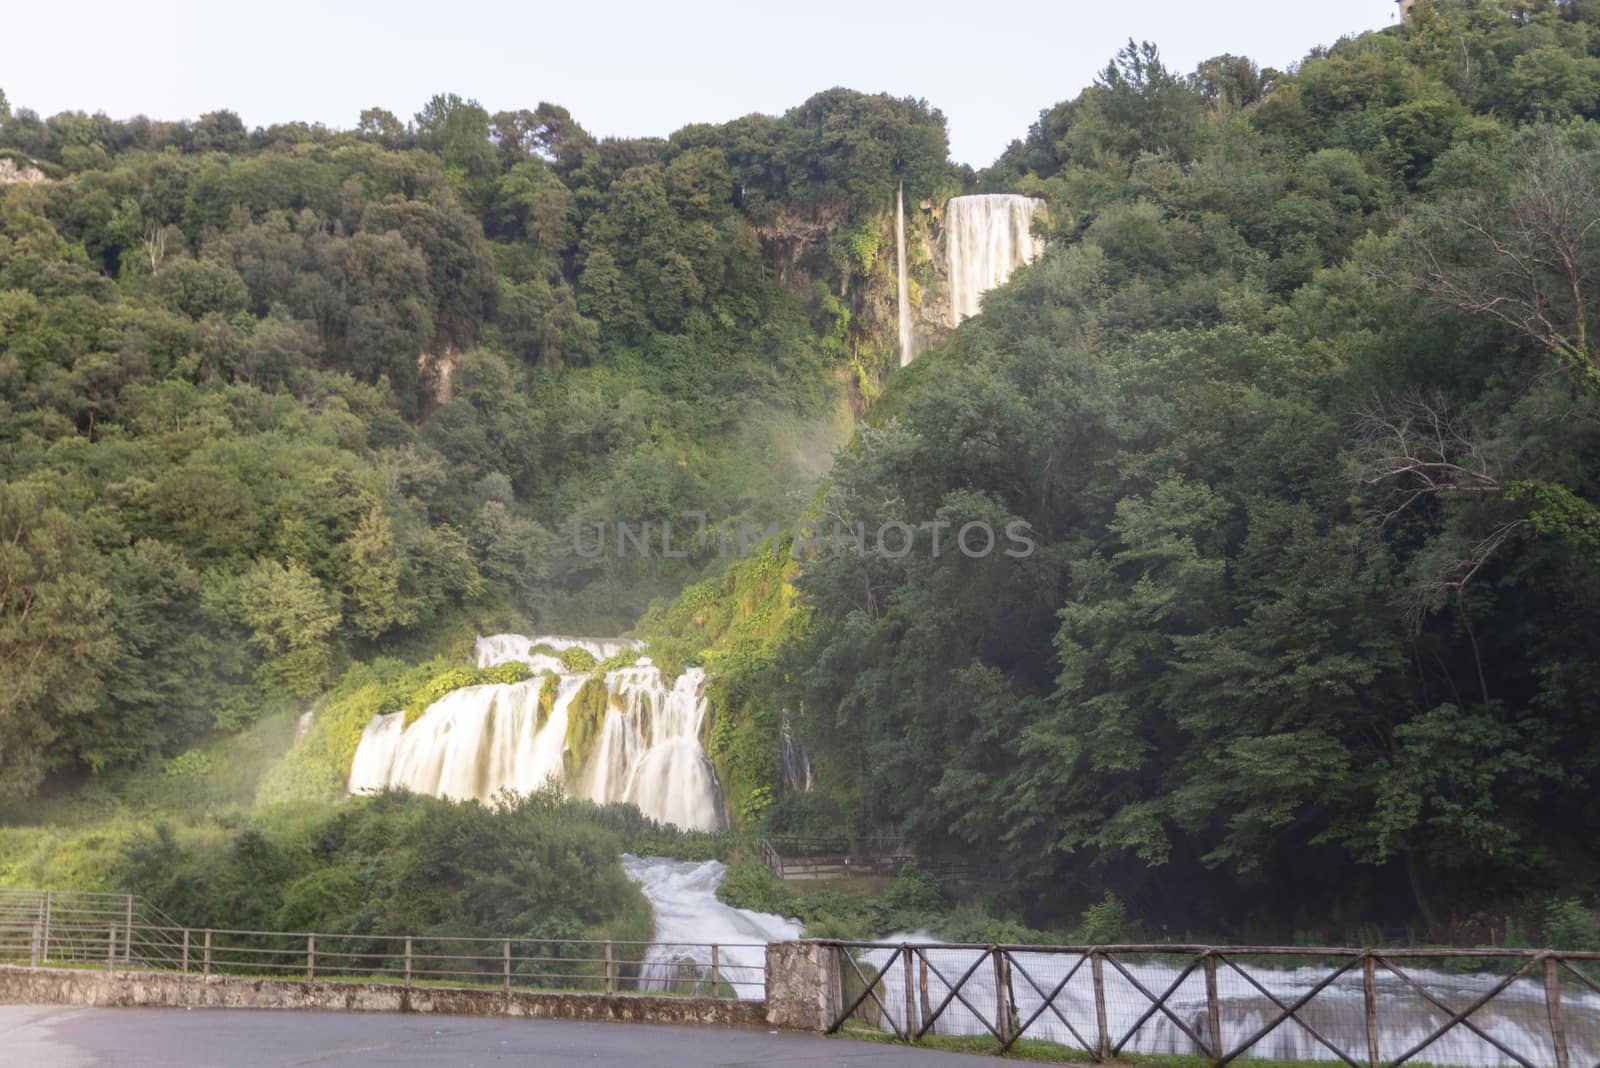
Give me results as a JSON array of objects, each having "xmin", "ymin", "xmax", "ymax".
[
  {"xmin": 0, "ymin": 84, "xmax": 947, "ymax": 803},
  {"xmin": 4, "ymin": 0, "xmax": 1600, "ymax": 942},
  {"xmin": 760, "ymin": 0, "xmax": 1600, "ymax": 936}
]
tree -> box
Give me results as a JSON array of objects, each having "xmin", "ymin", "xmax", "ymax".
[
  {"xmin": 357, "ymin": 107, "xmax": 408, "ymax": 149},
  {"xmin": 413, "ymin": 93, "xmax": 495, "ymax": 177},
  {"xmin": 0, "ymin": 484, "xmax": 113, "ymax": 801},
  {"xmin": 1406, "ymin": 127, "xmax": 1600, "ymax": 393},
  {"xmin": 345, "ymin": 507, "xmax": 415, "ymax": 638},
  {"xmin": 239, "ymin": 559, "xmax": 340, "ymax": 698}
]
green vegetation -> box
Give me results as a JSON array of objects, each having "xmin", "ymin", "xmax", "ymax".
[
  {"xmin": 0, "ymin": 82, "xmax": 942, "ymax": 807},
  {"xmin": 564, "ymin": 676, "xmax": 612, "ymax": 778},
  {"xmin": 254, "ymin": 656, "xmax": 532, "ymax": 802},
  {"xmin": 109, "ymin": 788, "xmax": 653, "ymax": 942},
  {"xmin": 759, "ymin": 4, "xmax": 1600, "ymax": 938},
  {"xmin": 7, "ymin": 1, "xmax": 1600, "ymax": 949}
]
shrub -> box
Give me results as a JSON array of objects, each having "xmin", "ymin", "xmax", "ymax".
[{"xmin": 1544, "ymin": 897, "xmax": 1599, "ymax": 950}]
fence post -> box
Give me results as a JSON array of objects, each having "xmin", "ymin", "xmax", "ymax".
[
  {"xmin": 1204, "ymin": 952, "xmax": 1223, "ymax": 1061},
  {"xmin": 30, "ymin": 921, "xmax": 41, "ymax": 968},
  {"xmin": 503, "ymin": 940, "xmax": 511, "ymax": 994},
  {"xmin": 1545, "ymin": 955, "xmax": 1570, "ymax": 1068},
  {"xmin": 124, "ymin": 894, "xmax": 133, "ymax": 963},
  {"xmin": 1363, "ymin": 952, "xmax": 1380, "ymax": 1068},
  {"xmin": 1092, "ymin": 950, "xmax": 1110, "ymax": 1061},
  {"xmin": 604, "ymin": 941, "xmax": 614, "ymax": 995},
  {"xmin": 181, "ymin": 929, "xmax": 190, "ymax": 974},
  {"xmin": 919, "ymin": 955, "xmax": 931, "ymax": 1034},
  {"xmin": 711, "ymin": 944, "xmax": 721, "ymax": 999},
  {"xmin": 404, "ymin": 937, "xmax": 412, "ymax": 988},
  {"xmin": 901, "ymin": 946, "xmax": 916, "ymax": 1041},
  {"xmin": 203, "ymin": 929, "xmax": 212, "ymax": 977},
  {"xmin": 41, "ymin": 890, "xmax": 51, "ymax": 964},
  {"xmin": 107, "ymin": 925, "xmax": 117, "ymax": 973},
  {"xmin": 307, "ymin": 934, "xmax": 316, "ymax": 982},
  {"xmin": 992, "ymin": 947, "xmax": 1012, "ymax": 1045}
]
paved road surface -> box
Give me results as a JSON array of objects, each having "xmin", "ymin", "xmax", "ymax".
[{"xmin": 0, "ymin": 1005, "xmax": 1009, "ymax": 1066}]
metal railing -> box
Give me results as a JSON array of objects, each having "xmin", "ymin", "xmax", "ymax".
[
  {"xmin": 824, "ymin": 942, "xmax": 1600, "ymax": 1068},
  {"xmin": 0, "ymin": 890, "xmax": 767, "ymax": 1000},
  {"xmin": 0, "ymin": 888, "xmax": 188, "ymax": 970}
]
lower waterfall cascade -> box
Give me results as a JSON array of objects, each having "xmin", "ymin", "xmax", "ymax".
[
  {"xmin": 347, "ymin": 635, "xmax": 727, "ymax": 832},
  {"xmin": 624, "ymin": 855, "xmax": 802, "ymax": 1000},
  {"xmin": 945, "ymin": 193, "xmax": 1046, "ymax": 326}
]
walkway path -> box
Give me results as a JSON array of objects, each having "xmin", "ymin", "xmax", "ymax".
[{"xmin": 0, "ymin": 1004, "xmax": 1009, "ymax": 1066}]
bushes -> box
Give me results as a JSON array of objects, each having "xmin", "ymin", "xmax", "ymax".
[
  {"xmin": 1544, "ymin": 897, "xmax": 1599, "ymax": 951},
  {"xmin": 558, "ymin": 646, "xmax": 598, "ymax": 672},
  {"xmin": 715, "ymin": 860, "xmax": 963, "ymax": 940},
  {"xmin": 110, "ymin": 789, "xmax": 652, "ymax": 941}
]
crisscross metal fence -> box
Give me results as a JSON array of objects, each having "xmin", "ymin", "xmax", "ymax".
[{"xmin": 825, "ymin": 942, "xmax": 1600, "ymax": 1068}]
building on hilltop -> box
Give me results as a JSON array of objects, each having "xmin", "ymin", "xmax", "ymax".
[{"xmin": 1397, "ymin": 0, "xmax": 1418, "ymax": 20}]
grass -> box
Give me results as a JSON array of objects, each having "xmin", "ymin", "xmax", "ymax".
[{"xmin": 837, "ymin": 1028, "xmax": 1490, "ymax": 1068}]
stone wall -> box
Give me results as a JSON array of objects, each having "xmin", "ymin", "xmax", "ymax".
[
  {"xmin": 764, "ymin": 941, "xmax": 840, "ymax": 1031},
  {"xmin": 0, "ymin": 965, "xmax": 766, "ymax": 1028}
]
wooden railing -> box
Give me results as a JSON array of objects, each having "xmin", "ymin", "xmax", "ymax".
[{"xmin": 823, "ymin": 941, "xmax": 1600, "ymax": 1067}]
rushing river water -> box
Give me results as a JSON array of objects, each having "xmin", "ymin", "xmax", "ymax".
[
  {"xmin": 622, "ymin": 855, "xmax": 802, "ymax": 1001},
  {"xmin": 852, "ymin": 941, "xmax": 1600, "ymax": 1067}
]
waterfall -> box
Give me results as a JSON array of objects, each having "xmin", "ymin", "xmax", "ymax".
[
  {"xmin": 779, "ymin": 729, "xmax": 813, "ymax": 793},
  {"xmin": 945, "ymin": 194, "xmax": 1045, "ymax": 326},
  {"xmin": 347, "ymin": 635, "xmax": 727, "ymax": 832},
  {"xmin": 897, "ymin": 182, "xmax": 914, "ymax": 366},
  {"xmin": 623, "ymin": 855, "xmax": 802, "ymax": 1000}
]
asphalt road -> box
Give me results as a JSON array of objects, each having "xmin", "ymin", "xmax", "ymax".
[{"xmin": 0, "ymin": 1005, "xmax": 1010, "ymax": 1066}]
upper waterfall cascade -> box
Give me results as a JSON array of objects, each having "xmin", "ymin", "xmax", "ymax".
[
  {"xmin": 347, "ymin": 635, "xmax": 726, "ymax": 832},
  {"xmin": 945, "ymin": 194, "xmax": 1045, "ymax": 326}
]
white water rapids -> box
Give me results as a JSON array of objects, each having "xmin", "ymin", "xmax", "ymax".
[
  {"xmin": 347, "ymin": 635, "xmax": 726, "ymax": 831},
  {"xmin": 624, "ymin": 855, "xmax": 802, "ymax": 1001},
  {"xmin": 945, "ymin": 193, "xmax": 1045, "ymax": 326},
  {"xmin": 854, "ymin": 941, "xmax": 1600, "ymax": 1067}
]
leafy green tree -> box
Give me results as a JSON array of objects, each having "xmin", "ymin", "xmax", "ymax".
[
  {"xmin": 239, "ymin": 559, "xmax": 340, "ymax": 697},
  {"xmin": 0, "ymin": 484, "xmax": 113, "ymax": 801},
  {"xmin": 345, "ymin": 507, "xmax": 415, "ymax": 638}
]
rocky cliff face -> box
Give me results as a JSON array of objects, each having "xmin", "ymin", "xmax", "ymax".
[{"xmin": 0, "ymin": 157, "xmax": 51, "ymax": 185}]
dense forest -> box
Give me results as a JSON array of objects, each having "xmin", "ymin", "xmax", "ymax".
[{"xmin": 4, "ymin": 0, "xmax": 1600, "ymax": 943}]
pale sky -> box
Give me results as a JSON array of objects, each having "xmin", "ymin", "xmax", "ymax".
[{"xmin": 5, "ymin": 0, "xmax": 1401, "ymax": 166}]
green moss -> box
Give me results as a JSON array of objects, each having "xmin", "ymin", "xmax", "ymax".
[
  {"xmin": 595, "ymin": 648, "xmax": 641, "ymax": 673},
  {"xmin": 538, "ymin": 673, "xmax": 560, "ymax": 727},
  {"xmin": 564, "ymin": 677, "xmax": 611, "ymax": 779},
  {"xmin": 403, "ymin": 661, "xmax": 532, "ymax": 728},
  {"xmin": 558, "ymin": 646, "xmax": 598, "ymax": 672}
]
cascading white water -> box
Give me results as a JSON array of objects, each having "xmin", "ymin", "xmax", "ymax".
[
  {"xmin": 623, "ymin": 855, "xmax": 802, "ymax": 1001},
  {"xmin": 347, "ymin": 635, "xmax": 726, "ymax": 832},
  {"xmin": 780, "ymin": 729, "xmax": 814, "ymax": 794},
  {"xmin": 897, "ymin": 182, "xmax": 914, "ymax": 366},
  {"xmin": 945, "ymin": 194, "xmax": 1045, "ymax": 326},
  {"xmin": 857, "ymin": 940, "xmax": 1600, "ymax": 1066}
]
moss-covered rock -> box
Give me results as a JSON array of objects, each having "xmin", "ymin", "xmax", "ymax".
[
  {"xmin": 537, "ymin": 672, "xmax": 559, "ymax": 727},
  {"xmin": 564, "ymin": 676, "xmax": 611, "ymax": 779},
  {"xmin": 403, "ymin": 661, "xmax": 532, "ymax": 727}
]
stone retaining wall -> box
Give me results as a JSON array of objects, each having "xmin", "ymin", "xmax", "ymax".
[
  {"xmin": 0, "ymin": 965, "xmax": 766, "ymax": 1028},
  {"xmin": 764, "ymin": 941, "xmax": 841, "ymax": 1031}
]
